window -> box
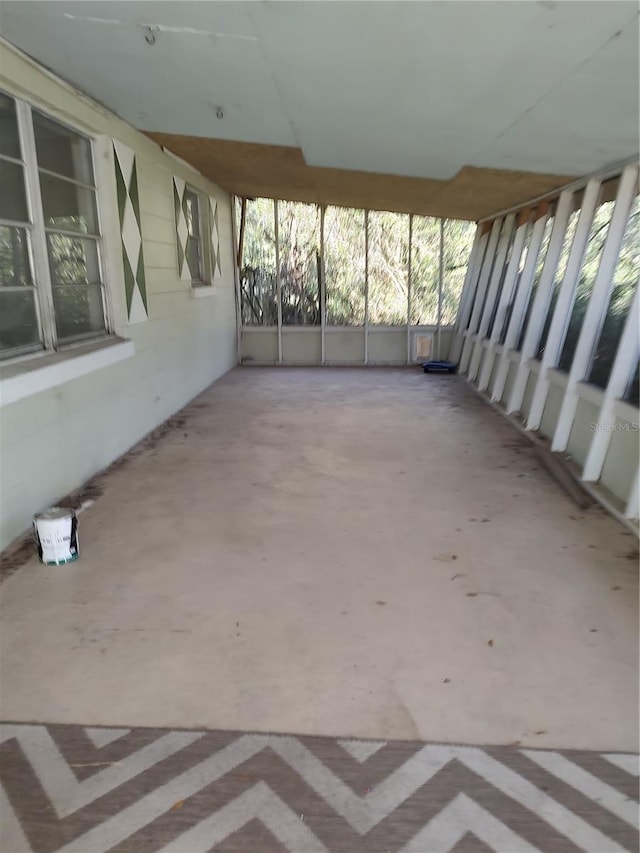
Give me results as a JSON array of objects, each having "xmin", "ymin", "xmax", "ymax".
[
  {"xmin": 535, "ymin": 206, "xmax": 580, "ymax": 359},
  {"xmin": 182, "ymin": 186, "xmax": 213, "ymax": 285},
  {"xmin": 410, "ymin": 215, "xmax": 440, "ymax": 325},
  {"xmin": 368, "ymin": 211, "xmax": 409, "ymax": 325},
  {"xmin": 558, "ymin": 191, "xmax": 617, "ymax": 372},
  {"xmin": 278, "ymin": 201, "xmax": 320, "ymax": 326},
  {"xmin": 516, "ymin": 209, "xmax": 556, "ymax": 350},
  {"xmin": 238, "ymin": 197, "xmax": 277, "ymax": 325},
  {"xmin": 324, "ymin": 206, "xmax": 365, "ymax": 325},
  {"xmin": 587, "ymin": 195, "xmax": 639, "ymax": 390},
  {"xmin": 499, "ymin": 216, "xmax": 535, "ymax": 343},
  {"xmin": 0, "ymin": 92, "xmax": 107, "ymax": 359}
]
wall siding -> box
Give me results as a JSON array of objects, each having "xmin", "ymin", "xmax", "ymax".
[{"xmin": 0, "ymin": 44, "xmax": 238, "ymax": 549}]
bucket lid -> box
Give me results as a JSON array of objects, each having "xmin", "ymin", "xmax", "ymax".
[{"xmin": 34, "ymin": 506, "xmax": 74, "ymax": 521}]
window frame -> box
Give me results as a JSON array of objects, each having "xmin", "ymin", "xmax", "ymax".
[
  {"xmin": 0, "ymin": 91, "xmax": 111, "ymax": 362},
  {"xmin": 183, "ymin": 184, "xmax": 212, "ymax": 288}
]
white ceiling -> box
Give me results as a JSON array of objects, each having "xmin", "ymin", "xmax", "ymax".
[{"xmin": 0, "ymin": 1, "xmax": 638, "ymax": 180}]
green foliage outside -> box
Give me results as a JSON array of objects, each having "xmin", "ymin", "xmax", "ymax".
[{"xmin": 238, "ymin": 197, "xmax": 476, "ymax": 327}]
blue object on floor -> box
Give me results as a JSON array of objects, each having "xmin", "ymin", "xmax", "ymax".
[{"xmin": 423, "ymin": 360, "xmax": 457, "ymax": 374}]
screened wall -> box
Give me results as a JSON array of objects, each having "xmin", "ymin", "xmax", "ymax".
[
  {"xmin": 235, "ymin": 198, "xmax": 475, "ymax": 365},
  {"xmin": 451, "ymin": 162, "xmax": 639, "ymax": 519}
]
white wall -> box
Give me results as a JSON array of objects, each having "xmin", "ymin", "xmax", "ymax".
[{"xmin": 0, "ymin": 43, "xmax": 238, "ymax": 549}]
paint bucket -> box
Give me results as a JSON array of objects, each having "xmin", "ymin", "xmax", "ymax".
[{"xmin": 33, "ymin": 507, "xmax": 79, "ymax": 565}]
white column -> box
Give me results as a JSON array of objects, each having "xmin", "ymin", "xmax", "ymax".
[
  {"xmin": 274, "ymin": 198, "xmax": 283, "ymax": 364},
  {"xmin": 479, "ymin": 212, "xmax": 530, "ymax": 392},
  {"xmin": 320, "ymin": 205, "xmax": 326, "ymax": 365},
  {"xmin": 625, "ymin": 470, "xmax": 639, "ymax": 520},
  {"xmin": 506, "ymin": 190, "xmax": 574, "ymax": 414},
  {"xmin": 459, "ymin": 218, "xmax": 503, "ymax": 372},
  {"xmin": 406, "ymin": 214, "xmax": 413, "ymax": 364},
  {"xmin": 449, "ymin": 226, "xmax": 486, "ymax": 363},
  {"xmin": 468, "ymin": 213, "xmax": 516, "ymax": 381},
  {"xmin": 364, "ymin": 209, "xmax": 369, "ymax": 365},
  {"xmin": 581, "ymin": 285, "xmax": 639, "ymax": 481},
  {"xmin": 526, "ymin": 179, "xmax": 602, "ymax": 429},
  {"xmin": 552, "ymin": 163, "xmax": 638, "ymax": 451},
  {"xmin": 491, "ymin": 206, "xmax": 550, "ymax": 404}
]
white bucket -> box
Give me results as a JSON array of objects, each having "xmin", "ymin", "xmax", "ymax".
[{"xmin": 33, "ymin": 507, "xmax": 79, "ymax": 565}]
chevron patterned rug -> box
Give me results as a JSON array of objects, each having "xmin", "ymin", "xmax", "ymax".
[{"xmin": 0, "ymin": 723, "xmax": 637, "ymax": 853}]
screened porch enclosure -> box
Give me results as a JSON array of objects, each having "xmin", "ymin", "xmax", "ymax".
[{"xmin": 235, "ymin": 197, "xmax": 476, "ymax": 365}]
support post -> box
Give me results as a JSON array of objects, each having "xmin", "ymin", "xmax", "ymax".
[
  {"xmin": 552, "ymin": 163, "xmax": 638, "ymax": 451},
  {"xmin": 274, "ymin": 198, "xmax": 283, "ymax": 364},
  {"xmin": 450, "ymin": 226, "xmax": 486, "ymax": 363},
  {"xmin": 407, "ymin": 214, "xmax": 413, "ymax": 364},
  {"xmin": 437, "ymin": 217, "xmax": 444, "ymax": 360},
  {"xmin": 364, "ymin": 209, "xmax": 369, "ymax": 365},
  {"xmin": 320, "ymin": 205, "xmax": 326, "ymax": 365}
]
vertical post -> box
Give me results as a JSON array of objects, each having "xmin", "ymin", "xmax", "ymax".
[
  {"xmin": 407, "ymin": 214, "xmax": 413, "ymax": 365},
  {"xmin": 506, "ymin": 190, "xmax": 574, "ymax": 414},
  {"xmin": 449, "ymin": 225, "xmax": 484, "ymax": 363},
  {"xmin": 437, "ymin": 217, "xmax": 444, "ymax": 360},
  {"xmin": 490, "ymin": 206, "xmax": 550, "ymax": 403},
  {"xmin": 274, "ymin": 198, "xmax": 283, "ymax": 364},
  {"xmin": 320, "ymin": 205, "xmax": 326, "ymax": 365},
  {"xmin": 526, "ymin": 179, "xmax": 602, "ymax": 428},
  {"xmin": 581, "ymin": 285, "xmax": 639, "ymax": 481},
  {"xmin": 459, "ymin": 217, "xmax": 502, "ymax": 372},
  {"xmin": 552, "ymin": 163, "xmax": 638, "ymax": 451},
  {"xmin": 236, "ymin": 197, "xmax": 247, "ymax": 268},
  {"xmin": 625, "ymin": 469, "xmax": 639, "ymax": 520},
  {"xmin": 468, "ymin": 212, "xmax": 516, "ymax": 380},
  {"xmin": 364, "ymin": 209, "xmax": 369, "ymax": 365},
  {"xmin": 230, "ymin": 196, "xmax": 243, "ymax": 365}
]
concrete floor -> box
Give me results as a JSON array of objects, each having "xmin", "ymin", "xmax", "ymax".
[{"xmin": 0, "ymin": 368, "xmax": 638, "ymax": 751}]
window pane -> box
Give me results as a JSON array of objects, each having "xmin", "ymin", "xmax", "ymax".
[
  {"xmin": 0, "ymin": 159, "xmax": 28, "ymax": 222},
  {"xmin": 185, "ymin": 190, "xmax": 200, "ymax": 237},
  {"xmin": 536, "ymin": 208, "xmax": 580, "ymax": 359},
  {"xmin": 0, "ymin": 225, "xmax": 32, "ymax": 287},
  {"xmin": 47, "ymin": 233, "xmax": 101, "ymax": 287},
  {"xmin": 0, "ymin": 289, "xmax": 40, "ymax": 355},
  {"xmin": 410, "ymin": 216, "xmax": 439, "ymax": 324},
  {"xmin": 32, "ymin": 110, "xmax": 94, "ymax": 184},
  {"xmin": 279, "ymin": 201, "xmax": 320, "ymax": 326},
  {"xmin": 185, "ymin": 236, "xmax": 202, "ymax": 281},
  {"xmin": 40, "ymin": 173, "xmax": 98, "ymax": 234},
  {"xmin": 52, "ymin": 284, "xmax": 105, "ymax": 341},
  {"xmin": 587, "ymin": 197, "xmax": 639, "ymax": 389},
  {"xmin": 240, "ymin": 198, "xmax": 277, "ymax": 325},
  {"xmin": 443, "ymin": 219, "xmax": 479, "ymax": 327},
  {"xmin": 0, "ymin": 93, "xmax": 21, "ymax": 160},
  {"xmin": 324, "ymin": 206, "xmax": 365, "ymax": 325},
  {"xmin": 558, "ymin": 198, "xmax": 616, "ymax": 372},
  {"xmin": 368, "ymin": 211, "xmax": 409, "ymax": 324},
  {"xmin": 516, "ymin": 212, "xmax": 555, "ymax": 350},
  {"xmin": 499, "ymin": 218, "xmax": 534, "ymax": 344}
]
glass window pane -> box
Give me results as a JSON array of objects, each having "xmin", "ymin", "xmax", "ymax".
[
  {"xmin": 558, "ymin": 198, "xmax": 616, "ymax": 372},
  {"xmin": 47, "ymin": 233, "xmax": 101, "ymax": 287},
  {"xmin": 185, "ymin": 236, "xmax": 203, "ymax": 281},
  {"xmin": 498, "ymin": 217, "xmax": 534, "ymax": 344},
  {"xmin": 588, "ymin": 196, "xmax": 639, "ymax": 389},
  {"xmin": 410, "ymin": 216, "xmax": 439, "ymax": 325},
  {"xmin": 0, "ymin": 159, "xmax": 28, "ymax": 222},
  {"xmin": 324, "ymin": 206, "xmax": 365, "ymax": 325},
  {"xmin": 40, "ymin": 173, "xmax": 98, "ymax": 234},
  {"xmin": 0, "ymin": 289, "xmax": 40, "ymax": 356},
  {"xmin": 240, "ymin": 198, "xmax": 277, "ymax": 325},
  {"xmin": 443, "ymin": 219, "xmax": 481, "ymax": 327},
  {"xmin": 516, "ymin": 212, "xmax": 555, "ymax": 350},
  {"xmin": 279, "ymin": 201, "xmax": 320, "ymax": 326},
  {"xmin": 52, "ymin": 284, "xmax": 105, "ymax": 342},
  {"xmin": 185, "ymin": 190, "xmax": 201, "ymax": 237},
  {"xmin": 32, "ymin": 110, "xmax": 94, "ymax": 184},
  {"xmin": 0, "ymin": 225, "xmax": 32, "ymax": 287},
  {"xmin": 0, "ymin": 93, "xmax": 21, "ymax": 160},
  {"xmin": 536, "ymin": 208, "xmax": 580, "ymax": 359},
  {"xmin": 368, "ymin": 211, "xmax": 409, "ymax": 325}
]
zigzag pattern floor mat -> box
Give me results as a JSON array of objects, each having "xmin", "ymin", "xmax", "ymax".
[{"xmin": 0, "ymin": 723, "xmax": 637, "ymax": 852}]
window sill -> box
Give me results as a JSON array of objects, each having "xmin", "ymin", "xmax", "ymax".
[
  {"xmin": 0, "ymin": 337, "xmax": 135, "ymax": 406},
  {"xmin": 191, "ymin": 285, "xmax": 215, "ymax": 299}
]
